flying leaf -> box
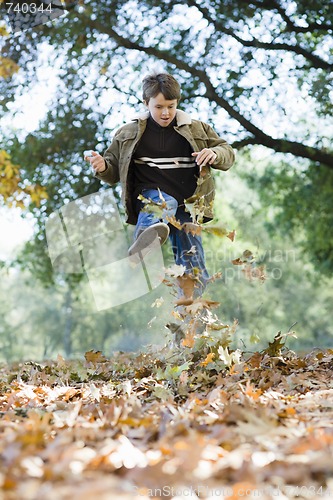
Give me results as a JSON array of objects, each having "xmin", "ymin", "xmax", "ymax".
[
  {"xmin": 203, "ymin": 225, "xmax": 229, "ymax": 237},
  {"xmin": 165, "ymin": 362, "xmax": 192, "ymax": 380},
  {"xmin": 177, "ymin": 274, "xmax": 196, "ymax": 302},
  {"xmin": 182, "ymin": 223, "xmax": 202, "ymax": 236},
  {"xmin": 231, "ymin": 257, "xmax": 245, "ymax": 266},
  {"xmin": 151, "ymin": 297, "xmax": 164, "ymax": 308},
  {"xmin": 227, "ymin": 229, "xmax": 236, "ymax": 241},
  {"xmin": 263, "ymin": 332, "xmax": 285, "ymax": 356},
  {"xmin": 165, "ymin": 215, "xmax": 183, "ymax": 230},
  {"xmin": 137, "ymin": 192, "xmax": 167, "ymax": 218},
  {"xmin": 185, "ymin": 299, "xmax": 220, "ymax": 314},
  {"xmin": 184, "ymin": 194, "xmax": 206, "ymax": 223},
  {"xmin": 164, "ymin": 264, "xmax": 187, "ymax": 277},
  {"xmin": 242, "ymin": 263, "xmax": 266, "ymax": 282},
  {"xmin": 84, "ymin": 350, "xmax": 108, "ymax": 364},
  {"xmin": 263, "ymin": 331, "xmax": 297, "ymax": 356},
  {"xmin": 208, "ymin": 271, "xmax": 223, "ymax": 283},
  {"xmin": 243, "ymin": 249, "xmax": 254, "ymax": 260},
  {"xmin": 166, "ymin": 322, "xmax": 185, "ymax": 345},
  {"xmin": 218, "ymin": 346, "xmax": 242, "ymax": 367},
  {"xmin": 175, "ymin": 297, "xmax": 194, "ymax": 307}
]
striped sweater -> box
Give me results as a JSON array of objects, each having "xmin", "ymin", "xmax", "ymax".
[{"xmin": 132, "ymin": 115, "xmax": 199, "ymax": 207}]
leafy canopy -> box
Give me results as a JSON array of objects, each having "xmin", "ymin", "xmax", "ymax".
[{"xmin": 0, "ymin": 0, "xmax": 332, "ymax": 277}]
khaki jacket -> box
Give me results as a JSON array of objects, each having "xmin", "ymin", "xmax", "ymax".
[{"xmin": 97, "ymin": 110, "xmax": 235, "ymax": 224}]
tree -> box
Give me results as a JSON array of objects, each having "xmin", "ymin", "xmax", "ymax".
[
  {"xmin": 1, "ymin": 0, "xmax": 332, "ymax": 162},
  {"xmin": 0, "ymin": 0, "xmax": 332, "ymax": 276},
  {"xmin": 242, "ymin": 153, "xmax": 333, "ymax": 275}
]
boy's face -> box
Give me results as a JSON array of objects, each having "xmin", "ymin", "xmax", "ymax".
[{"xmin": 144, "ymin": 92, "xmax": 177, "ymax": 127}]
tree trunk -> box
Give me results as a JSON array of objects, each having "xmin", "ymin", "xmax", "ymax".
[{"xmin": 63, "ymin": 286, "xmax": 73, "ymax": 357}]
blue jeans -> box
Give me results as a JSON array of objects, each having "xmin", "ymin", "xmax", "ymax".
[{"xmin": 134, "ymin": 189, "xmax": 209, "ymax": 294}]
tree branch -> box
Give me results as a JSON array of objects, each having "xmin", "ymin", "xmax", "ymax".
[
  {"xmin": 78, "ymin": 13, "xmax": 333, "ymax": 169},
  {"xmin": 186, "ymin": 0, "xmax": 332, "ymax": 70},
  {"xmin": 203, "ymin": 80, "xmax": 333, "ymax": 168},
  {"xmin": 231, "ymin": 138, "xmax": 263, "ymax": 149},
  {"xmin": 261, "ymin": 0, "xmax": 333, "ymax": 33}
]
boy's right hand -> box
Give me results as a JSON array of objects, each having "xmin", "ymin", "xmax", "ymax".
[{"xmin": 85, "ymin": 151, "xmax": 107, "ymax": 174}]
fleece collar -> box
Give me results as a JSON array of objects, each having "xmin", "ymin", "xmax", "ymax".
[{"xmin": 132, "ymin": 109, "xmax": 192, "ymax": 126}]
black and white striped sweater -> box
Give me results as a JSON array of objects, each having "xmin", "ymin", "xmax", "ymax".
[{"xmin": 132, "ymin": 115, "xmax": 199, "ymax": 207}]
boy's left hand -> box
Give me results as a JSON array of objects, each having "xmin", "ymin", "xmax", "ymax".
[{"xmin": 192, "ymin": 148, "xmax": 217, "ymax": 175}]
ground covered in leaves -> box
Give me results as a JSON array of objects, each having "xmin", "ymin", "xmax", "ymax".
[{"xmin": 1, "ymin": 328, "xmax": 333, "ymax": 499}]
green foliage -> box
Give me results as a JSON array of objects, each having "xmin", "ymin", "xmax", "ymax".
[
  {"xmin": 0, "ymin": 0, "xmax": 332, "ymax": 280},
  {"xmin": 242, "ymin": 152, "xmax": 333, "ymax": 275},
  {"xmin": 1, "ymin": 0, "xmax": 332, "ymax": 153},
  {"xmin": 0, "ymin": 0, "xmax": 332, "ymax": 360},
  {"xmin": 201, "ymin": 167, "xmax": 333, "ymax": 351}
]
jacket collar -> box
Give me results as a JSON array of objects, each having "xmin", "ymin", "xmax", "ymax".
[{"xmin": 132, "ymin": 109, "xmax": 192, "ymax": 126}]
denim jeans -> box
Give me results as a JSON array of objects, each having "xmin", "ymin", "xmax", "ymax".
[{"xmin": 134, "ymin": 189, "xmax": 209, "ymax": 294}]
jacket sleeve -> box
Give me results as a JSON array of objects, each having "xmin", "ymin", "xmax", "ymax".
[
  {"xmin": 203, "ymin": 123, "xmax": 235, "ymax": 171},
  {"xmin": 95, "ymin": 137, "xmax": 121, "ymax": 185}
]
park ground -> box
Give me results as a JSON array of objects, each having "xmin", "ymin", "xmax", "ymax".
[{"xmin": 1, "ymin": 339, "xmax": 333, "ymax": 499}]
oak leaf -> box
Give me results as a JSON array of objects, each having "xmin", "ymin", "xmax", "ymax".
[
  {"xmin": 200, "ymin": 352, "xmax": 215, "ymax": 366},
  {"xmin": 84, "ymin": 350, "xmax": 108, "ymax": 364}
]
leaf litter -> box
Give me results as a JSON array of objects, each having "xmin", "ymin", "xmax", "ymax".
[
  {"xmin": 0, "ymin": 226, "xmax": 330, "ymax": 499},
  {"xmin": 1, "ymin": 338, "xmax": 333, "ymax": 499}
]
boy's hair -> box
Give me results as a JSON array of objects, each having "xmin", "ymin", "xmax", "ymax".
[{"xmin": 142, "ymin": 73, "xmax": 181, "ymax": 103}]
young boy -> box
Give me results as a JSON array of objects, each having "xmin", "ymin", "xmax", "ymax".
[{"xmin": 87, "ymin": 73, "xmax": 235, "ymax": 301}]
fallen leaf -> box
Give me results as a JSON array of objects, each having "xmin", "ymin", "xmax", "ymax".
[{"xmin": 200, "ymin": 352, "xmax": 215, "ymax": 366}]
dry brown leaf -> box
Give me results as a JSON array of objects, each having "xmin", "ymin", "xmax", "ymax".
[
  {"xmin": 227, "ymin": 229, "xmax": 236, "ymax": 241},
  {"xmin": 200, "ymin": 352, "xmax": 215, "ymax": 366},
  {"xmin": 185, "ymin": 298, "xmax": 220, "ymax": 314},
  {"xmin": 243, "ymin": 381, "xmax": 263, "ymax": 401},
  {"xmin": 181, "ymin": 330, "xmax": 195, "ymax": 348},
  {"xmin": 84, "ymin": 350, "xmax": 108, "ymax": 364},
  {"xmin": 165, "ymin": 214, "xmax": 183, "ymax": 230},
  {"xmin": 1, "ymin": 346, "xmax": 333, "ymax": 499},
  {"xmin": 182, "ymin": 222, "xmax": 202, "ymax": 235},
  {"xmin": 231, "ymin": 257, "xmax": 244, "ymax": 266}
]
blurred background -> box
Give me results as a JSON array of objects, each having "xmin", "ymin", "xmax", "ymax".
[{"xmin": 0, "ymin": 0, "xmax": 332, "ymax": 361}]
